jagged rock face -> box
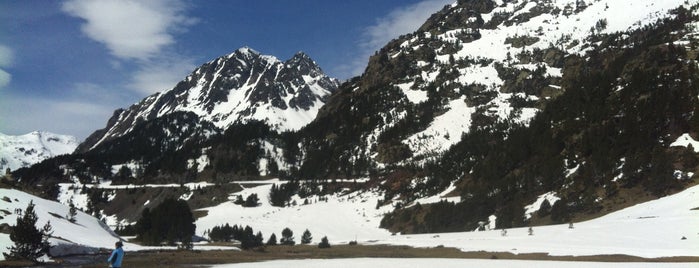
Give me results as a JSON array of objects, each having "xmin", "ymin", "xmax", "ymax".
[{"xmin": 77, "ymin": 48, "xmax": 339, "ymax": 153}]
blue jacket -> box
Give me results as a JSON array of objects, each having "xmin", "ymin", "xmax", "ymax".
[{"xmin": 108, "ymin": 247, "xmax": 124, "ymax": 267}]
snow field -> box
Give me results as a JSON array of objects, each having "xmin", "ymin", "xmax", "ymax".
[
  {"xmin": 1, "ymin": 180, "xmax": 698, "ymax": 263},
  {"xmin": 196, "ymin": 181, "xmax": 699, "ymax": 258},
  {"xmin": 209, "ymin": 258, "xmax": 698, "ymax": 268}
]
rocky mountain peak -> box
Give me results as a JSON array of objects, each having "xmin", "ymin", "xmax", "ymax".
[{"xmin": 77, "ymin": 47, "xmax": 339, "ymax": 153}]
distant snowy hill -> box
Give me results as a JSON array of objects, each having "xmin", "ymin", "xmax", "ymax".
[
  {"xmin": 0, "ymin": 131, "xmax": 77, "ymax": 171},
  {"xmin": 77, "ymin": 47, "xmax": 339, "ymax": 152}
]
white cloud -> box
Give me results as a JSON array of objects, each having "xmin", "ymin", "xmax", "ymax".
[
  {"xmin": 61, "ymin": 0, "xmax": 197, "ymax": 96},
  {"xmin": 0, "ymin": 45, "xmax": 13, "ymax": 67},
  {"xmin": 0, "ymin": 44, "xmax": 13, "ymax": 89},
  {"xmin": 62, "ymin": 0, "xmax": 196, "ymax": 61},
  {"xmin": 0, "ymin": 69, "xmax": 11, "ymax": 88},
  {"xmin": 336, "ymin": 0, "xmax": 454, "ymax": 78},
  {"xmin": 129, "ymin": 56, "xmax": 196, "ymax": 95}
]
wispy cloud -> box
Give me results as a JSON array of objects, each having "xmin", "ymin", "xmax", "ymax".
[
  {"xmin": 62, "ymin": 0, "xmax": 197, "ymax": 95},
  {"xmin": 62, "ymin": 0, "xmax": 196, "ymax": 61},
  {"xmin": 129, "ymin": 56, "xmax": 196, "ymax": 95},
  {"xmin": 335, "ymin": 0, "xmax": 453, "ymax": 78},
  {"xmin": 0, "ymin": 44, "xmax": 13, "ymax": 89}
]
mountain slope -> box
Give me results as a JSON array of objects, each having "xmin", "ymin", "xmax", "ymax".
[
  {"xmin": 77, "ymin": 47, "xmax": 339, "ymax": 153},
  {"xmin": 295, "ymin": 0, "xmax": 699, "ymax": 231},
  {"xmin": 303, "ymin": 0, "xmax": 698, "ymax": 173},
  {"xmin": 0, "ymin": 132, "xmax": 78, "ymax": 172}
]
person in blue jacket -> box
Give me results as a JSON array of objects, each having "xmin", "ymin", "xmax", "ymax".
[{"xmin": 107, "ymin": 241, "xmax": 124, "ymax": 268}]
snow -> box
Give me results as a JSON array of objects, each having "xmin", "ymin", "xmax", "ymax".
[
  {"xmin": 0, "ymin": 131, "xmax": 78, "ymax": 172},
  {"xmin": 523, "ymin": 191, "xmax": 560, "ymax": 219},
  {"xmin": 670, "ymin": 133, "xmax": 699, "ymax": 152},
  {"xmin": 195, "ymin": 182, "xmax": 395, "ymax": 245},
  {"xmin": 2, "ymin": 181, "xmax": 698, "ymax": 263},
  {"xmin": 210, "ymin": 258, "xmax": 698, "ymax": 268},
  {"xmin": 409, "ymin": 181, "xmax": 461, "ymax": 207},
  {"xmin": 368, "ymin": 184, "xmax": 699, "ymax": 258},
  {"xmin": 397, "ymin": 82, "xmax": 429, "ymax": 104},
  {"xmin": 196, "ymin": 181, "xmax": 699, "ymax": 258},
  {"xmin": 0, "ymin": 189, "xmax": 122, "ymax": 260},
  {"xmin": 403, "ymin": 96, "xmax": 476, "ymax": 155}
]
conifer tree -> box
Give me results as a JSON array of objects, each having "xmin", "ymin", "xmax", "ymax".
[
  {"xmin": 5, "ymin": 201, "xmax": 53, "ymax": 262},
  {"xmin": 280, "ymin": 227, "xmax": 295, "ymax": 245},
  {"xmin": 537, "ymin": 199, "xmax": 551, "ymax": 217},
  {"xmin": 301, "ymin": 229, "xmax": 312, "ymax": 244},
  {"xmin": 67, "ymin": 198, "xmax": 77, "ymax": 223},
  {"xmin": 318, "ymin": 236, "xmax": 331, "ymax": 248},
  {"xmin": 266, "ymin": 233, "xmax": 278, "ymax": 246}
]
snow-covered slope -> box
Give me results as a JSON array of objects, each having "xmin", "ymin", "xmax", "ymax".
[
  {"xmin": 0, "ymin": 131, "xmax": 78, "ymax": 172},
  {"xmin": 195, "ymin": 181, "xmax": 699, "ymax": 258},
  {"xmin": 1, "ymin": 180, "xmax": 696, "ymax": 261},
  {"xmin": 77, "ymin": 47, "xmax": 339, "ymax": 152},
  {"xmin": 0, "ymin": 188, "xmax": 122, "ymax": 261}
]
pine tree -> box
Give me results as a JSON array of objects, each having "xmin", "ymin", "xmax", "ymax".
[
  {"xmin": 266, "ymin": 233, "xmax": 278, "ymax": 246},
  {"xmin": 280, "ymin": 227, "xmax": 295, "ymax": 245},
  {"xmin": 537, "ymin": 199, "xmax": 551, "ymax": 217},
  {"xmin": 244, "ymin": 194, "xmax": 259, "ymax": 207},
  {"xmin": 301, "ymin": 229, "xmax": 312, "ymax": 244},
  {"xmin": 67, "ymin": 198, "xmax": 77, "ymax": 223},
  {"xmin": 5, "ymin": 201, "xmax": 52, "ymax": 262},
  {"xmin": 318, "ymin": 236, "xmax": 330, "ymax": 248}
]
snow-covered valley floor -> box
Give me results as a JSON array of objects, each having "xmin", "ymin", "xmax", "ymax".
[
  {"xmin": 2, "ymin": 181, "xmax": 698, "ymax": 265},
  {"xmin": 194, "ymin": 181, "xmax": 699, "ymax": 259},
  {"xmin": 208, "ymin": 258, "xmax": 698, "ymax": 268}
]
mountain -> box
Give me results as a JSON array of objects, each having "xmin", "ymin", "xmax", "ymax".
[
  {"xmin": 9, "ymin": 0, "xmax": 699, "ymax": 237},
  {"xmin": 0, "ymin": 131, "xmax": 78, "ymax": 172},
  {"xmin": 302, "ymin": 0, "xmax": 699, "ymax": 173},
  {"xmin": 76, "ymin": 47, "xmax": 339, "ymax": 153},
  {"xmin": 295, "ymin": 0, "xmax": 699, "ymax": 231}
]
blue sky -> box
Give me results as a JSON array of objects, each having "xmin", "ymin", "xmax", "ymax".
[{"xmin": 0, "ymin": 0, "xmax": 452, "ymax": 140}]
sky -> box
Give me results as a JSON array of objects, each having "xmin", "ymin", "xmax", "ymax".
[{"xmin": 0, "ymin": 0, "xmax": 453, "ymax": 140}]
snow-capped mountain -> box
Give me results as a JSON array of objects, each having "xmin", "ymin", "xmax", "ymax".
[
  {"xmin": 77, "ymin": 47, "xmax": 339, "ymax": 152},
  {"xmin": 0, "ymin": 131, "xmax": 78, "ymax": 171}
]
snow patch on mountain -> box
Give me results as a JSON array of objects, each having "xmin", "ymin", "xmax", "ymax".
[
  {"xmin": 524, "ymin": 191, "xmax": 561, "ymax": 219},
  {"xmin": 404, "ymin": 96, "xmax": 476, "ymax": 155},
  {"xmin": 670, "ymin": 133, "xmax": 699, "ymax": 152}
]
